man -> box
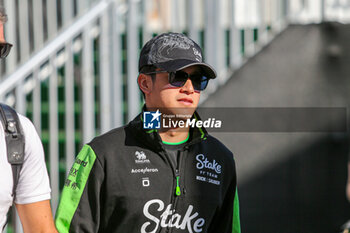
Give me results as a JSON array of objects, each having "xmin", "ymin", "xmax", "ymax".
[
  {"xmin": 55, "ymin": 32, "xmax": 241, "ymax": 233},
  {"xmin": 0, "ymin": 6, "xmax": 57, "ymax": 232}
]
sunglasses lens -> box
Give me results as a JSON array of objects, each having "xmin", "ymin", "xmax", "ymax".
[
  {"xmin": 169, "ymin": 71, "xmax": 188, "ymax": 87},
  {"xmin": 169, "ymin": 71, "xmax": 209, "ymax": 91},
  {"xmin": 191, "ymin": 74, "xmax": 209, "ymax": 91},
  {"xmin": 0, "ymin": 43, "xmax": 12, "ymax": 58},
  {"xmin": 198, "ymin": 76, "xmax": 209, "ymax": 91}
]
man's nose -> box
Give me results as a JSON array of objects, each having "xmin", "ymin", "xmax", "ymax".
[{"xmin": 180, "ymin": 78, "xmax": 195, "ymax": 93}]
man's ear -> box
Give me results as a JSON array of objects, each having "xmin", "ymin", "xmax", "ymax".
[{"xmin": 137, "ymin": 73, "xmax": 153, "ymax": 95}]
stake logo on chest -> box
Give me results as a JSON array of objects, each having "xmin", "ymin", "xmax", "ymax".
[
  {"xmin": 195, "ymin": 154, "xmax": 222, "ymax": 185},
  {"xmin": 142, "ymin": 199, "xmax": 205, "ymax": 233}
]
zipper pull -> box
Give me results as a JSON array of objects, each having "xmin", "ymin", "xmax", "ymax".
[{"xmin": 176, "ymin": 176, "xmax": 181, "ymax": 196}]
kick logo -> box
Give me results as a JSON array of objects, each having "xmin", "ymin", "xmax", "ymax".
[
  {"xmin": 143, "ymin": 110, "xmax": 161, "ymax": 129},
  {"xmin": 195, "ymin": 154, "xmax": 222, "ymax": 185},
  {"xmin": 141, "ymin": 199, "xmax": 205, "ymax": 233}
]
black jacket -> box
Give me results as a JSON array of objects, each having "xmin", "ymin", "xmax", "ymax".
[{"xmin": 55, "ymin": 111, "xmax": 241, "ymax": 233}]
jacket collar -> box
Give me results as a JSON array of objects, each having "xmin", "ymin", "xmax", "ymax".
[{"xmin": 127, "ymin": 106, "xmax": 208, "ymax": 151}]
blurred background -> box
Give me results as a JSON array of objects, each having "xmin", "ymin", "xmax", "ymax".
[{"xmin": 0, "ymin": 0, "xmax": 349, "ymax": 232}]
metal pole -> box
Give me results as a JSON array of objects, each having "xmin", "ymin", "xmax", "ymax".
[
  {"xmin": 77, "ymin": 0, "xmax": 88, "ymax": 16},
  {"xmin": 49, "ymin": 56, "xmax": 59, "ymax": 214},
  {"xmin": 230, "ymin": 0, "xmax": 242, "ymax": 69},
  {"xmin": 64, "ymin": 41, "xmax": 75, "ymax": 174},
  {"xmin": 276, "ymin": 0, "xmax": 282, "ymax": 31},
  {"xmin": 127, "ymin": 0, "xmax": 140, "ymax": 121},
  {"xmin": 187, "ymin": 0, "xmax": 199, "ymax": 44},
  {"xmin": 321, "ymin": 0, "xmax": 326, "ymax": 22},
  {"xmin": 33, "ymin": 69, "xmax": 42, "ymax": 135},
  {"xmin": 0, "ymin": 1, "xmax": 110, "ymax": 96},
  {"xmin": 18, "ymin": 0, "xmax": 30, "ymax": 61},
  {"xmin": 99, "ymin": 9, "xmax": 112, "ymax": 133},
  {"xmin": 216, "ymin": 0, "xmax": 225, "ymax": 83},
  {"xmin": 62, "ymin": 0, "xmax": 74, "ymax": 26},
  {"xmin": 47, "ymin": 0, "xmax": 58, "ymax": 40},
  {"xmin": 244, "ymin": 1, "xmax": 254, "ymax": 57},
  {"xmin": 33, "ymin": 0, "xmax": 44, "ymax": 51},
  {"xmin": 204, "ymin": 0, "xmax": 220, "ymax": 91},
  {"xmin": 112, "ymin": 1, "xmax": 123, "ymax": 127},
  {"xmin": 15, "ymin": 81, "xmax": 26, "ymax": 115},
  {"xmin": 259, "ymin": 0, "xmax": 268, "ymax": 45},
  {"xmin": 15, "ymin": 83, "xmax": 25, "ymax": 233},
  {"xmin": 204, "ymin": 0, "xmax": 216, "ymax": 70},
  {"xmin": 142, "ymin": 0, "xmax": 152, "ymax": 45},
  {"xmin": 171, "ymin": 0, "xmax": 179, "ymax": 32},
  {"xmin": 82, "ymin": 28, "xmax": 96, "ymax": 143},
  {"xmin": 4, "ymin": 0, "xmax": 17, "ymax": 73}
]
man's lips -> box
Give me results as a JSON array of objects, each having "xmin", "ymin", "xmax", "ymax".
[{"xmin": 177, "ymin": 98, "xmax": 193, "ymax": 104}]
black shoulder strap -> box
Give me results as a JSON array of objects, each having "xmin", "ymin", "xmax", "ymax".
[{"xmin": 0, "ymin": 103, "xmax": 25, "ymax": 198}]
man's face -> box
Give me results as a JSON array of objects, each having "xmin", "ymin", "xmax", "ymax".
[
  {"xmin": 146, "ymin": 66, "xmax": 202, "ymax": 117},
  {"xmin": 0, "ymin": 21, "xmax": 12, "ymax": 59},
  {"xmin": 0, "ymin": 22, "xmax": 5, "ymax": 42}
]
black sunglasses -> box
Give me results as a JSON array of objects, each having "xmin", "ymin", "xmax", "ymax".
[
  {"xmin": 144, "ymin": 70, "xmax": 209, "ymax": 91},
  {"xmin": 0, "ymin": 42, "xmax": 13, "ymax": 58}
]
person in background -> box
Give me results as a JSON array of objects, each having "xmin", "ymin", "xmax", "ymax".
[{"xmin": 0, "ymin": 6, "xmax": 57, "ymax": 233}]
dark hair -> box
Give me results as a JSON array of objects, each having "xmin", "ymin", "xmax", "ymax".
[
  {"xmin": 138, "ymin": 65, "xmax": 157, "ymax": 99},
  {"xmin": 0, "ymin": 6, "xmax": 7, "ymax": 23}
]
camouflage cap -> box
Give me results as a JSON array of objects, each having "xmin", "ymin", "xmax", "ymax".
[{"xmin": 139, "ymin": 32, "xmax": 216, "ymax": 79}]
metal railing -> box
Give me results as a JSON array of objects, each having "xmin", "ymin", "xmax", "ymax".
[
  {"xmin": 289, "ymin": 0, "xmax": 350, "ymax": 23},
  {"xmin": 0, "ymin": 0, "xmax": 302, "ymax": 232},
  {"xmin": 0, "ymin": 0, "xmax": 100, "ymax": 78}
]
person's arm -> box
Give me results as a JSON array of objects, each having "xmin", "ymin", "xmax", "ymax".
[
  {"xmin": 346, "ymin": 163, "xmax": 350, "ymax": 202},
  {"xmin": 209, "ymin": 184, "xmax": 241, "ymax": 233},
  {"xmin": 232, "ymin": 188, "xmax": 241, "ymax": 233},
  {"xmin": 55, "ymin": 144, "xmax": 104, "ymax": 233},
  {"xmin": 208, "ymin": 169, "xmax": 241, "ymax": 233},
  {"xmin": 14, "ymin": 115, "xmax": 55, "ymax": 231},
  {"xmin": 16, "ymin": 200, "xmax": 57, "ymax": 233}
]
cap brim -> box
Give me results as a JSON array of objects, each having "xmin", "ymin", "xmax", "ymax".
[{"xmin": 156, "ymin": 59, "xmax": 217, "ymax": 79}]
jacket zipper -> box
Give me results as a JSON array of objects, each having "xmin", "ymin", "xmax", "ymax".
[
  {"xmin": 168, "ymin": 148, "xmax": 188, "ymax": 233},
  {"xmin": 157, "ymin": 146, "xmax": 189, "ymax": 233},
  {"xmin": 155, "ymin": 149, "xmax": 176, "ymax": 233},
  {"xmin": 175, "ymin": 170, "xmax": 181, "ymax": 196}
]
